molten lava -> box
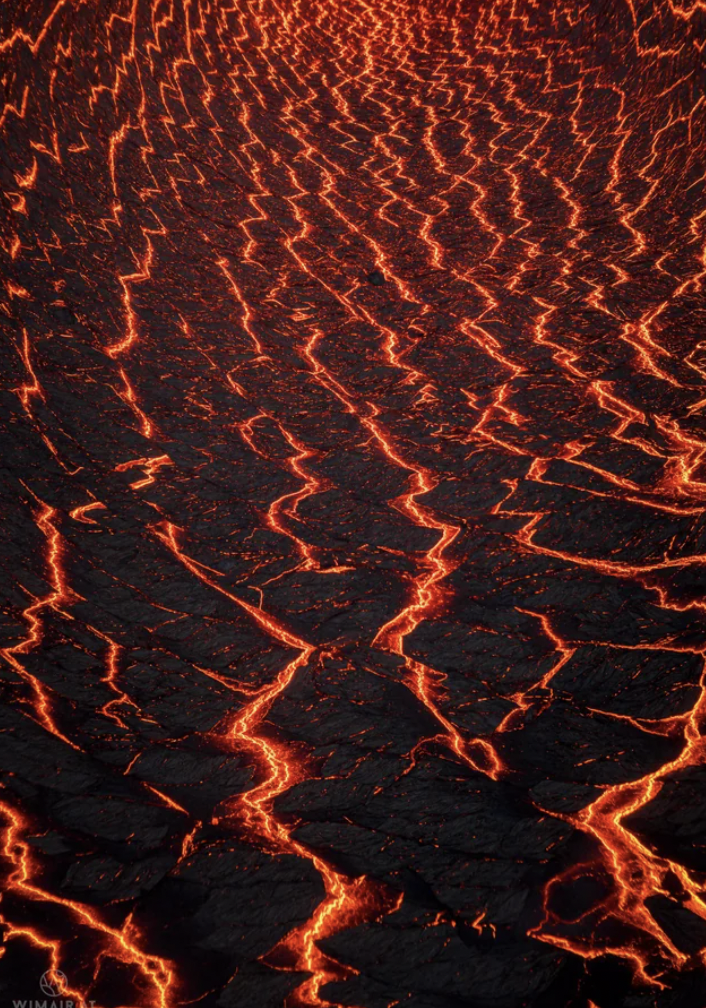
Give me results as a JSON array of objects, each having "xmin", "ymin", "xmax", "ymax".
[{"xmin": 1, "ymin": 0, "xmax": 705, "ymax": 1006}]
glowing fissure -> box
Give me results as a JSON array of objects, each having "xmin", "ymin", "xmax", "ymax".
[{"xmin": 2, "ymin": 0, "xmax": 706, "ymax": 1005}]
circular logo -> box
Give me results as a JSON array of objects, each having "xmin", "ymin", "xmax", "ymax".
[{"xmin": 39, "ymin": 970, "xmax": 67, "ymax": 997}]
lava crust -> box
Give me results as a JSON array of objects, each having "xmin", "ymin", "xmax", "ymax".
[{"xmin": 1, "ymin": 1, "xmax": 706, "ymax": 1007}]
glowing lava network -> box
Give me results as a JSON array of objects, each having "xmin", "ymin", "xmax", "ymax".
[{"xmin": 1, "ymin": 0, "xmax": 706, "ymax": 1006}]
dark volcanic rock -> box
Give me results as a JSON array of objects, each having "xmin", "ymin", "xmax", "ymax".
[{"xmin": 0, "ymin": 1, "xmax": 704, "ymax": 1006}]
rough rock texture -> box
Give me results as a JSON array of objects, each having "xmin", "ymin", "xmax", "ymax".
[{"xmin": 1, "ymin": 1, "xmax": 705, "ymax": 1006}]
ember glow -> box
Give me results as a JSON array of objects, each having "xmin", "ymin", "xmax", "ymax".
[{"xmin": 1, "ymin": 1, "xmax": 706, "ymax": 1006}]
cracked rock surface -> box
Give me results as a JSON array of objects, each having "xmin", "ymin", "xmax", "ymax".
[{"xmin": 1, "ymin": 1, "xmax": 706, "ymax": 1006}]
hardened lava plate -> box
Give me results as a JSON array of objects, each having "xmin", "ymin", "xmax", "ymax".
[{"xmin": 1, "ymin": 2, "xmax": 706, "ymax": 1007}]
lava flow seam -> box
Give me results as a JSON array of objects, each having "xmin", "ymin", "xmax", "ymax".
[{"xmin": 2, "ymin": 0, "xmax": 706, "ymax": 1005}]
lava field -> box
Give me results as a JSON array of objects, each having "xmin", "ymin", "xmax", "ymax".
[{"xmin": 1, "ymin": 1, "xmax": 706, "ymax": 1006}]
